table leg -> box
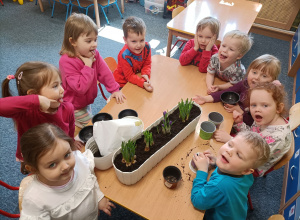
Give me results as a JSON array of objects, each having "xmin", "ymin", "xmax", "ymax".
[
  {"xmin": 38, "ymin": 0, "xmax": 44, "ymax": 12},
  {"xmin": 166, "ymin": 30, "xmax": 173, "ymax": 57},
  {"xmin": 94, "ymin": 0, "xmax": 101, "ymax": 29},
  {"xmin": 121, "ymin": 0, "xmax": 124, "ymax": 13}
]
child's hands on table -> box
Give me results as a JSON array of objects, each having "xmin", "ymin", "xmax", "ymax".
[
  {"xmin": 207, "ymin": 85, "xmax": 219, "ymax": 94},
  {"xmin": 111, "ymin": 90, "xmax": 126, "ymax": 104},
  {"xmin": 143, "ymin": 82, "xmax": 153, "ymax": 92},
  {"xmin": 98, "ymin": 197, "xmax": 116, "ymax": 216},
  {"xmin": 192, "ymin": 152, "xmax": 210, "ymax": 172},
  {"xmin": 141, "ymin": 75, "xmax": 150, "ymax": 83},
  {"xmin": 214, "ymin": 130, "xmax": 232, "ymax": 143},
  {"xmin": 203, "ymin": 150, "xmax": 216, "ymax": 166},
  {"xmin": 223, "ymin": 103, "xmax": 243, "ymax": 113}
]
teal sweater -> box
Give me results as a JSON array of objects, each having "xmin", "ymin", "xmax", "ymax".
[{"xmin": 191, "ymin": 167, "xmax": 254, "ymax": 220}]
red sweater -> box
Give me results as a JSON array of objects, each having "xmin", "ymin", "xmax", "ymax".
[
  {"xmin": 179, "ymin": 39, "xmax": 218, "ymax": 73},
  {"xmin": 113, "ymin": 43, "xmax": 151, "ymax": 88},
  {"xmin": 0, "ymin": 95, "xmax": 75, "ymax": 160}
]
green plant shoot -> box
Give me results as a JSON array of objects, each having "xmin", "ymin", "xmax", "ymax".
[
  {"xmin": 121, "ymin": 140, "xmax": 137, "ymax": 167},
  {"xmin": 178, "ymin": 98, "xmax": 194, "ymax": 122},
  {"xmin": 144, "ymin": 130, "xmax": 154, "ymax": 151},
  {"xmin": 161, "ymin": 111, "xmax": 174, "ymax": 134}
]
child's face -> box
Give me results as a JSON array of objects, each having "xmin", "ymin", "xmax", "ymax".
[
  {"xmin": 39, "ymin": 72, "xmax": 64, "ymax": 103},
  {"xmin": 247, "ymin": 68, "xmax": 273, "ymax": 88},
  {"xmin": 124, "ymin": 31, "xmax": 145, "ymax": 54},
  {"xmin": 71, "ymin": 32, "xmax": 98, "ymax": 58},
  {"xmin": 250, "ymin": 89, "xmax": 281, "ymax": 127},
  {"xmin": 196, "ymin": 26, "xmax": 214, "ymax": 50},
  {"xmin": 36, "ymin": 139, "xmax": 75, "ymax": 186},
  {"xmin": 216, "ymin": 135, "xmax": 256, "ymax": 175},
  {"xmin": 218, "ymin": 37, "xmax": 243, "ymax": 67}
]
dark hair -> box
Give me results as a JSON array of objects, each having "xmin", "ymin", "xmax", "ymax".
[
  {"xmin": 21, "ymin": 123, "xmax": 75, "ymax": 170},
  {"xmin": 2, "ymin": 61, "xmax": 60, "ymax": 97},
  {"xmin": 122, "ymin": 16, "xmax": 146, "ymax": 38}
]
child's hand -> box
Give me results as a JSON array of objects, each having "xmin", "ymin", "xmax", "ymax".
[
  {"xmin": 203, "ymin": 150, "xmax": 216, "ymax": 165},
  {"xmin": 192, "ymin": 152, "xmax": 210, "ymax": 172},
  {"xmin": 143, "ymin": 82, "xmax": 153, "ymax": 92},
  {"xmin": 78, "ymin": 53, "xmax": 95, "ymax": 68},
  {"xmin": 38, "ymin": 95, "xmax": 61, "ymax": 114},
  {"xmin": 193, "ymin": 34, "xmax": 199, "ymax": 51},
  {"xmin": 111, "ymin": 90, "xmax": 126, "ymax": 104},
  {"xmin": 207, "ymin": 85, "xmax": 219, "ymax": 94},
  {"xmin": 223, "ymin": 103, "xmax": 242, "ymax": 113},
  {"xmin": 233, "ymin": 110, "xmax": 243, "ymax": 124},
  {"xmin": 214, "ymin": 130, "xmax": 232, "ymax": 143},
  {"xmin": 206, "ymin": 34, "xmax": 217, "ymax": 51},
  {"xmin": 141, "ymin": 75, "xmax": 150, "ymax": 83},
  {"xmin": 98, "ymin": 197, "xmax": 116, "ymax": 216},
  {"xmin": 74, "ymin": 140, "xmax": 84, "ymax": 151},
  {"xmin": 192, "ymin": 95, "xmax": 206, "ymax": 105}
]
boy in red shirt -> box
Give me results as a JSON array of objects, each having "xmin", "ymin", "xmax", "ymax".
[{"xmin": 113, "ymin": 16, "xmax": 153, "ymax": 92}]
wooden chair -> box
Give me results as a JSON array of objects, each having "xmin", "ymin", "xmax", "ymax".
[
  {"xmin": 248, "ymin": 102, "xmax": 300, "ymax": 210},
  {"xmin": 186, "ymin": 0, "xmax": 194, "ymax": 6},
  {"xmin": 97, "ymin": 57, "xmax": 118, "ymax": 101},
  {"xmin": 170, "ymin": 6, "xmax": 187, "ymax": 52},
  {"xmin": 97, "ymin": 0, "xmax": 123, "ymax": 25}
]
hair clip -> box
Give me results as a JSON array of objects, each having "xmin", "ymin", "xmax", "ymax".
[
  {"xmin": 7, "ymin": 75, "xmax": 15, "ymax": 80},
  {"xmin": 17, "ymin": 71, "xmax": 23, "ymax": 85},
  {"xmin": 272, "ymin": 80, "xmax": 282, "ymax": 87}
]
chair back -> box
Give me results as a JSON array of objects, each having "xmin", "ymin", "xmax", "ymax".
[
  {"xmin": 187, "ymin": 0, "xmax": 194, "ymax": 6},
  {"xmin": 104, "ymin": 57, "xmax": 118, "ymax": 72},
  {"xmin": 172, "ymin": 6, "xmax": 185, "ymax": 19},
  {"xmin": 272, "ymin": 102, "xmax": 300, "ymax": 170}
]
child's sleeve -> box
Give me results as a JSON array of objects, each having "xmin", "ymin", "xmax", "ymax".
[
  {"xmin": 191, "ymin": 171, "xmax": 227, "ymax": 210},
  {"xmin": 141, "ymin": 43, "xmax": 152, "ymax": 78},
  {"xmin": 20, "ymin": 199, "xmax": 50, "ymax": 220},
  {"xmin": 96, "ymin": 53, "xmax": 120, "ymax": 94},
  {"xmin": 198, "ymin": 45, "xmax": 219, "ymax": 73},
  {"xmin": 179, "ymin": 39, "xmax": 198, "ymax": 66},
  {"xmin": 233, "ymin": 122, "xmax": 250, "ymax": 132},
  {"xmin": 207, "ymin": 54, "xmax": 218, "ymax": 75},
  {"xmin": 59, "ymin": 56, "xmax": 95, "ymax": 95},
  {"xmin": 229, "ymin": 63, "xmax": 246, "ymax": 84},
  {"xmin": 0, "ymin": 95, "xmax": 39, "ymax": 118}
]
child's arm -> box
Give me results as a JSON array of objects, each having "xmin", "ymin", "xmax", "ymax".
[
  {"xmin": 98, "ymin": 197, "xmax": 116, "ymax": 216},
  {"xmin": 192, "ymin": 95, "xmax": 214, "ymax": 105},
  {"xmin": 179, "ymin": 39, "xmax": 199, "ymax": 66},
  {"xmin": 206, "ymin": 73, "xmax": 217, "ymax": 94},
  {"xmin": 140, "ymin": 43, "xmax": 152, "ymax": 79},
  {"xmin": 214, "ymin": 82, "xmax": 234, "ymax": 91}
]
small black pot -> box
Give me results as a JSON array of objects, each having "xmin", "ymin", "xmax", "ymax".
[
  {"xmin": 78, "ymin": 125, "xmax": 93, "ymax": 143},
  {"xmin": 92, "ymin": 112, "xmax": 113, "ymax": 124},
  {"xmin": 163, "ymin": 166, "xmax": 182, "ymax": 189},
  {"xmin": 220, "ymin": 91, "xmax": 240, "ymax": 105},
  {"xmin": 118, "ymin": 109, "xmax": 138, "ymax": 119}
]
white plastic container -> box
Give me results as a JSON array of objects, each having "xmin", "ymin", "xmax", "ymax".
[
  {"xmin": 145, "ymin": 0, "xmax": 164, "ymax": 15},
  {"xmin": 112, "ymin": 103, "xmax": 202, "ymax": 185}
]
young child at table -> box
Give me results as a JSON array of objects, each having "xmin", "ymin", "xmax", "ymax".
[
  {"xmin": 0, "ymin": 61, "xmax": 79, "ymax": 174},
  {"xmin": 59, "ymin": 13, "xmax": 125, "ymax": 128},
  {"xmin": 223, "ymin": 82, "xmax": 291, "ymax": 177},
  {"xmin": 20, "ymin": 123, "xmax": 115, "ymax": 219},
  {"xmin": 113, "ymin": 16, "xmax": 153, "ymax": 92},
  {"xmin": 193, "ymin": 54, "xmax": 281, "ymax": 126},
  {"xmin": 191, "ymin": 131, "xmax": 270, "ymax": 220},
  {"xmin": 179, "ymin": 16, "xmax": 220, "ymax": 73},
  {"xmin": 206, "ymin": 30, "xmax": 253, "ymax": 94}
]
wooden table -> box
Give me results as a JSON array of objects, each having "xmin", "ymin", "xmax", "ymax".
[
  {"xmin": 166, "ymin": 0, "xmax": 262, "ymax": 57},
  {"xmin": 36, "ymin": 0, "xmax": 124, "ymax": 29},
  {"xmin": 92, "ymin": 55, "xmax": 233, "ymax": 219}
]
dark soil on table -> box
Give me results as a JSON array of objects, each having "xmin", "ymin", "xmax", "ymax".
[{"xmin": 113, "ymin": 106, "xmax": 201, "ymax": 172}]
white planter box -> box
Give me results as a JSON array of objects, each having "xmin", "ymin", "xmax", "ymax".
[{"xmin": 112, "ymin": 103, "xmax": 201, "ymax": 185}]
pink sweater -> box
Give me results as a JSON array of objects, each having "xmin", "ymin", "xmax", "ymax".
[
  {"xmin": 59, "ymin": 49, "xmax": 120, "ymax": 110},
  {"xmin": 179, "ymin": 39, "xmax": 218, "ymax": 73},
  {"xmin": 0, "ymin": 95, "xmax": 75, "ymax": 160}
]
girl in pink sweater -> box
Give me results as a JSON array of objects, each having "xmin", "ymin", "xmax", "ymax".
[
  {"xmin": 59, "ymin": 13, "xmax": 126, "ymax": 128},
  {"xmin": 1, "ymin": 61, "xmax": 78, "ymax": 174}
]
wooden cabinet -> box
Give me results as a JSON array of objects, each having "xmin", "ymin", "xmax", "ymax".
[{"xmin": 280, "ymin": 23, "xmax": 300, "ymax": 220}]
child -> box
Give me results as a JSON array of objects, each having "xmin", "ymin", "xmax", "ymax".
[
  {"xmin": 20, "ymin": 123, "xmax": 115, "ymax": 219},
  {"xmin": 179, "ymin": 16, "xmax": 220, "ymax": 73},
  {"xmin": 206, "ymin": 30, "xmax": 253, "ymax": 94},
  {"xmin": 59, "ymin": 13, "xmax": 126, "ymax": 128},
  {"xmin": 193, "ymin": 54, "xmax": 281, "ymax": 126},
  {"xmin": 113, "ymin": 16, "xmax": 153, "ymax": 92},
  {"xmin": 0, "ymin": 61, "xmax": 78, "ymax": 173},
  {"xmin": 191, "ymin": 131, "xmax": 270, "ymax": 220},
  {"xmin": 228, "ymin": 82, "xmax": 292, "ymax": 176}
]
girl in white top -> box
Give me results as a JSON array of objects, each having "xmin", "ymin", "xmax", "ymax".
[
  {"xmin": 20, "ymin": 123, "xmax": 115, "ymax": 219},
  {"xmin": 215, "ymin": 82, "xmax": 292, "ymax": 177}
]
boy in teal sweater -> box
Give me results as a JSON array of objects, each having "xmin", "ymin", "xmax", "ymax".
[{"xmin": 191, "ymin": 131, "xmax": 270, "ymax": 220}]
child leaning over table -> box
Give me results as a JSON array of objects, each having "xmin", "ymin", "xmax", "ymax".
[
  {"xmin": 113, "ymin": 16, "xmax": 153, "ymax": 92},
  {"xmin": 206, "ymin": 30, "xmax": 253, "ymax": 94},
  {"xmin": 179, "ymin": 16, "xmax": 220, "ymax": 73},
  {"xmin": 191, "ymin": 131, "xmax": 270, "ymax": 220}
]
